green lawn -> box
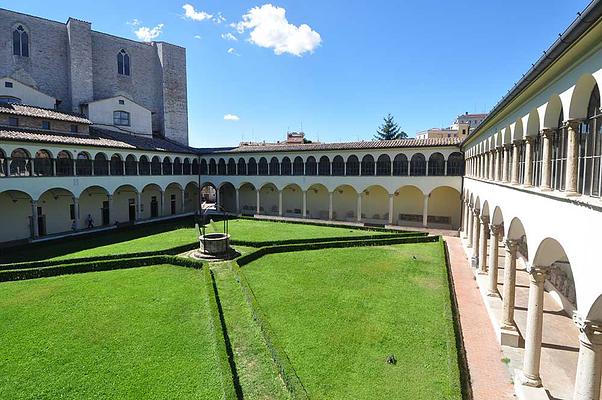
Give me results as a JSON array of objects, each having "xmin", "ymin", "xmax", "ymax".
[
  {"xmin": 242, "ymin": 243, "xmax": 462, "ymax": 399},
  {"xmin": 0, "ymin": 265, "xmax": 223, "ymax": 399},
  {"xmin": 0, "ymin": 218, "xmax": 391, "ymax": 263}
]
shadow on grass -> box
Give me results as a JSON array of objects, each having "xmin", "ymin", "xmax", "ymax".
[{"xmin": 0, "ymin": 217, "xmax": 195, "ymax": 264}]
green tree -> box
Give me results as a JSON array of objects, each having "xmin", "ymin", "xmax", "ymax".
[{"xmin": 374, "ymin": 113, "xmax": 407, "ymax": 140}]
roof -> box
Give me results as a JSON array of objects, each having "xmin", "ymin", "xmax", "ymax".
[
  {"xmin": 0, "ymin": 127, "xmax": 197, "ymax": 155},
  {"xmin": 202, "ymin": 137, "xmax": 463, "ymax": 155},
  {"xmin": 0, "ymin": 104, "xmax": 91, "ymax": 124}
]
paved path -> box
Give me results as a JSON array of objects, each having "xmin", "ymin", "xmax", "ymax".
[{"xmin": 444, "ymin": 236, "xmax": 515, "ymax": 400}]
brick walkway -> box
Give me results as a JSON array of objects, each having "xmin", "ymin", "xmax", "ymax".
[{"xmin": 444, "ymin": 236, "xmax": 515, "ymax": 400}]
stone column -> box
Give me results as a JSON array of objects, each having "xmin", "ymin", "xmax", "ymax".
[
  {"xmin": 511, "ymin": 141, "xmax": 520, "ymax": 184},
  {"xmin": 160, "ymin": 190, "xmax": 165, "ymax": 217},
  {"xmin": 524, "ymin": 137, "xmax": 534, "ymax": 187},
  {"xmin": 489, "ymin": 151, "xmax": 495, "ymax": 180},
  {"xmin": 462, "ymin": 201, "xmax": 469, "ymax": 239},
  {"xmin": 565, "ymin": 120, "xmax": 581, "ymax": 196},
  {"xmin": 467, "ymin": 205, "xmax": 474, "ymax": 248},
  {"xmin": 471, "ymin": 208, "xmax": 480, "ymax": 261},
  {"xmin": 73, "ymin": 197, "xmax": 80, "ymax": 229},
  {"xmin": 502, "ymin": 145, "xmax": 510, "ymax": 182},
  {"xmin": 235, "ymin": 188, "xmax": 240, "ymax": 214},
  {"xmin": 487, "ymin": 224, "xmax": 501, "ymax": 296},
  {"xmin": 136, "ymin": 192, "xmax": 142, "ymax": 220},
  {"xmin": 541, "ymin": 129, "xmax": 553, "ymax": 190},
  {"xmin": 215, "ymin": 188, "xmax": 220, "ymax": 210},
  {"xmin": 484, "ymin": 153, "xmax": 489, "ymax": 179},
  {"xmin": 278, "ymin": 190, "xmax": 283, "ymax": 217},
  {"xmin": 107, "ymin": 195, "xmax": 113, "ymax": 225},
  {"xmin": 478, "ymin": 215, "xmax": 489, "ymax": 274},
  {"xmin": 422, "ymin": 194, "xmax": 429, "ymax": 228},
  {"xmin": 357, "ymin": 192, "xmax": 362, "ymax": 222},
  {"xmin": 521, "ymin": 266, "xmax": 548, "ymax": 387},
  {"xmin": 501, "ymin": 239, "xmax": 518, "ymax": 330},
  {"xmin": 573, "ymin": 318, "xmax": 602, "ymax": 400},
  {"xmin": 495, "ymin": 149, "xmax": 502, "ymax": 181},
  {"xmin": 180, "ymin": 190, "xmax": 185, "ymax": 214},
  {"xmin": 388, "ymin": 193, "xmax": 394, "ymax": 224},
  {"xmin": 328, "ymin": 191, "xmax": 333, "ymax": 220},
  {"xmin": 256, "ymin": 189, "xmax": 260, "ymax": 214},
  {"xmin": 31, "ymin": 200, "xmax": 39, "ymax": 239},
  {"xmin": 302, "ymin": 190, "xmax": 307, "ymax": 218}
]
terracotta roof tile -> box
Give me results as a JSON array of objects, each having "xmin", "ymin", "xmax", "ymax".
[{"xmin": 0, "ymin": 104, "xmax": 91, "ymax": 124}]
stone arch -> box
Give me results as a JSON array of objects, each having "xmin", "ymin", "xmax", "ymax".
[
  {"xmin": 332, "ymin": 155, "xmax": 344, "ymax": 176},
  {"xmin": 110, "ymin": 153, "xmax": 124, "ymax": 176},
  {"xmin": 511, "ymin": 119, "xmax": 524, "ymax": 142},
  {"xmin": 428, "ymin": 152, "xmax": 445, "ymax": 176},
  {"xmin": 567, "ymin": 74, "xmax": 599, "ymax": 120},
  {"xmin": 332, "ymin": 184, "xmax": 357, "ymax": 221},
  {"xmin": 293, "ymin": 156, "xmax": 304, "ymax": 175},
  {"xmin": 447, "ymin": 152, "xmax": 464, "ymax": 176},
  {"xmin": 183, "ymin": 158, "xmax": 191, "ymax": 175},
  {"xmin": 173, "ymin": 157, "xmax": 183, "ymax": 175},
  {"xmin": 162, "ymin": 156, "xmax": 173, "ymax": 175},
  {"xmin": 56, "ymin": 150, "xmax": 74, "ymax": 176},
  {"xmin": 376, "ymin": 154, "xmax": 391, "ymax": 176},
  {"xmin": 361, "ymin": 154, "xmax": 375, "ymax": 176},
  {"xmin": 218, "ymin": 158, "xmax": 227, "ymax": 175},
  {"xmin": 281, "ymin": 156, "xmax": 292, "ymax": 176},
  {"xmin": 239, "ymin": 182, "xmax": 257, "ymax": 214},
  {"xmin": 247, "ymin": 157, "xmax": 258, "ymax": 175},
  {"xmin": 165, "ymin": 182, "xmax": 184, "ymax": 215},
  {"xmin": 209, "ymin": 158, "xmax": 217, "ymax": 175},
  {"xmin": 113, "ymin": 184, "xmax": 138, "ymax": 223},
  {"xmin": 491, "ymin": 206, "xmax": 505, "ymax": 226},
  {"xmin": 37, "ymin": 187, "xmax": 76, "ymax": 235},
  {"xmin": 393, "ymin": 185, "xmax": 424, "ymax": 226},
  {"xmin": 141, "ymin": 183, "xmax": 163, "ymax": 219},
  {"xmin": 258, "ymin": 157, "xmax": 268, "ymax": 175},
  {"xmin": 410, "ymin": 153, "xmax": 426, "ymax": 176},
  {"xmin": 218, "ymin": 182, "xmax": 236, "ymax": 213},
  {"xmin": 10, "ymin": 148, "xmax": 31, "ymax": 176},
  {"xmin": 184, "ymin": 182, "xmax": 199, "ymax": 212},
  {"xmin": 200, "ymin": 181, "xmax": 217, "ymax": 203},
  {"xmin": 79, "ymin": 185, "xmax": 110, "ymax": 228},
  {"xmin": 0, "ymin": 189, "xmax": 33, "ymax": 242},
  {"xmin": 318, "ymin": 155, "xmax": 330, "ymax": 176},
  {"xmin": 259, "ymin": 182, "xmax": 278, "ymax": 215},
  {"xmin": 226, "ymin": 158, "xmax": 236, "ymax": 175},
  {"xmin": 269, "ymin": 156, "xmax": 280, "ymax": 176},
  {"xmin": 507, "ymin": 217, "xmax": 528, "ymax": 259},
  {"xmin": 75, "ymin": 151, "xmax": 92, "ymax": 176},
  {"xmin": 346, "ymin": 155, "xmax": 359, "ymax": 176},
  {"xmin": 237, "ymin": 157, "xmax": 247, "ymax": 175},
  {"xmin": 34, "ymin": 149, "xmax": 53, "ymax": 176},
  {"xmin": 305, "ymin": 156, "xmax": 317, "ymax": 176},
  {"xmin": 307, "ymin": 183, "xmax": 329, "ymax": 219},
  {"xmin": 200, "ymin": 159, "xmax": 208, "ymax": 175},
  {"xmin": 125, "ymin": 154, "xmax": 137, "ymax": 175},
  {"xmin": 428, "ymin": 186, "xmax": 461, "ymax": 228},
  {"xmin": 393, "ymin": 153, "xmax": 408, "ymax": 176},
  {"xmin": 361, "ymin": 184, "xmax": 389, "ymax": 222},
  {"xmin": 524, "ymin": 109, "xmax": 540, "ymax": 138},
  {"xmin": 282, "ymin": 183, "xmax": 302, "ymax": 217},
  {"xmin": 540, "ymin": 95, "xmax": 564, "ymax": 130},
  {"xmin": 192, "ymin": 158, "xmax": 199, "ymax": 175}
]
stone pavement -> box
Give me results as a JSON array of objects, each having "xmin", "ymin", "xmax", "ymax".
[{"xmin": 444, "ymin": 236, "xmax": 515, "ymax": 400}]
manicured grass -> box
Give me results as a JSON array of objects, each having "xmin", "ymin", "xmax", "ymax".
[
  {"xmin": 0, "ymin": 265, "xmax": 223, "ymax": 399},
  {"xmin": 0, "ymin": 218, "xmax": 391, "ymax": 263},
  {"xmin": 242, "ymin": 243, "xmax": 462, "ymax": 399}
]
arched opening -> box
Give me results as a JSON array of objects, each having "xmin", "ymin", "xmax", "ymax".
[
  {"xmin": 209, "ymin": 159, "xmax": 217, "ymax": 175},
  {"xmin": 281, "ymin": 157, "xmax": 292, "ymax": 176},
  {"xmin": 141, "ymin": 184, "xmax": 162, "ymax": 219},
  {"xmin": 293, "ymin": 156, "xmax": 304, "ymax": 175},
  {"xmin": 10, "ymin": 148, "xmax": 31, "ymax": 176},
  {"xmin": 184, "ymin": 182, "xmax": 199, "ymax": 212},
  {"xmin": 125, "ymin": 155, "xmax": 137, "ymax": 176},
  {"xmin": 269, "ymin": 157, "xmax": 280, "ymax": 176},
  {"xmin": 332, "ymin": 156, "xmax": 344, "ymax": 176},
  {"xmin": 200, "ymin": 159, "xmax": 208, "ymax": 175},
  {"xmin": 239, "ymin": 183, "xmax": 257, "ymax": 215},
  {"xmin": 306, "ymin": 183, "xmax": 329, "ymax": 219},
  {"xmin": 0, "ymin": 148, "xmax": 5, "ymax": 177},
  {"xmin": 200, "ymin": 182, "xmax": 217, "ymax": 204},
  {"xmin": 113, "ymin": 185, "xmax": 138, "ymax": 223},
  {"xmin": 183, "ymin": 158, "xmax": 191, "ymax": 175},
  {"xmin": 428, "ymin": 153, "xmax": 445, "ymax": 176},
  {"xmin": 578, "ymin": 84, "xmax": 602, "ymax": 197},
  {"xmin": 218, "ymin": 182, "xmax": 236, "ymax": 213},
  {"xmin": 306, "ymin": 156, "xmax": 317, "ymax": 176},
  {"xmin": 162, "ymin": 157, "xmax": 173, "ymax": 175},
  {"xmin": 346, "ymin": 155, "xmax": 359, "ymax": 176},
  {"xmin": 361, "ymin": 155, "xmax": 375, "ymax": 176},
  {"xmin": 0, "ymin": 190, "xmax": 33, "ymax": 242},
  {"xmin": 151, "ymin": 156, "xmax": 162, "ymax": 175},
  {"xmin": 37, "ymin": 188, "xmax": 76, "ymax": 235},
  {"xmin": 227, "ymin": 158, "xmax": 236, "ymax": 175},
  {"xmin": 76, "ymin": 152, "xmax": 92, "ymax": 176},
  {"xmin": 361, "ymin": 185, "xmax": 388, "ymax": 223},
  {"xmin": 259, "ymin": 183, "xmax": 278, "ymax": 215},
  {"xmin": 318, "ymin": 156, "xmax": 330, "ymax": 176},
  {"xmin": 79, "ymin": 186, "xmax": 111, "ymax": 228},
  {"xmin": 282, "ymin": 184, "xmax": 302, "ymax": 217},
  {"xmin": 110, "ymin": 154, "xmax": 124, "ymax": 176},
  {"xmin": 56, "ymin": 151, "xmax": 73, "ymax": 176},
  {"xmin": 332, "ymin": 184, "xmax": 357, "ymax": 221},
  {"xmin": 34, "ymin": 149, "xmax": 53, "ymax": 176},
  {"xmin": 173, "ymin": 157, "xmax": 182, "ymax": 175},
  {"xmin": 552, "ymin": 110, "xmax": 567, "ymax": 191},
  {"xmin": 237, "ymin": 158, "xmax": 247, "ymax": 175},
  {"xmin": 192, "ymin": 159, "xmax": 199, "ymax": 175},
  {"xmin": 410, "ymin": 153, "xmax": 426, "ymax": 176},
  {"xmin": 376, "ymin": 154, "xmax": 391, "ymax": 176},
  {"xmin": 218, "ymin": 158, "xmax": 226, "ymax": 175},
  {"xmin": 447, "ymin": 152, "xmax": 464, "ymax": 176},
  {"xmin": 393, "ymin": 185, "xmax": 424, "ymax": 226},
  {"xmin": 248, "ymin": 158, "xmax": 258, "ymax": 175},
  {"xmin": 258, "ymin": 157, "xmax": 268, "ymax": 175},
  {"xmin": 428, "ymin": 186, "xmax": 461, "ymax": 228},
  {"xmin": 165, "ymin": 183, "xmax": 184, "ymax": 216},
  {"xmin": 94, "ymin": 153, "xmax": 109, "ymax": 176},
  {"xmin": 393, "ymin": 154, "xmax": 408, "ymax": 176}
]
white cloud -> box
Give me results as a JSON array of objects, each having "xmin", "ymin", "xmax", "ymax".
[
  {"xmin": 227, "ymin": 48, "xmax": 240, "ymax": 56},
  {"xmin": 183, "ymin": 3, "xmax": 213, "ymax": 21},
  {"xmin": 221, "ymin": 32, "xmax": 238, "ymax": 41},
  {"xmin": 133, "ymin": 23, "xmax": 164, "ymax": 42},
  {"xmin": 128, "ymin": 19, "xmax": 141, "ymax": 27},
  {"xmin": 194, "ymin": 35, "xmax": 202, "ymax": 40},
  {"xmin": 213, "ymin": 12, "xmax": 226, "ymax": 24},
  {"xmin": 233, "ymin": 4, "xmax": 321, "ymax": 56},
  {"xmin": 224, "ymin": 114, "xmax": 240, "ymax": 121}
]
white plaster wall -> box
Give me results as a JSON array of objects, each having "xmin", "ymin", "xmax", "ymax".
[
  {"xmin": 184, "ymin": 184, "xmax": 198, "ymax": 213},
  {"xmin": 79, "ymin": 188, "xmax": 107, "ymax": 227},
  {"xmin": 38, "ymin": 189, "xmax": 73, "ymax": 234},
  {"xmin": 259, "ymin": 184, "xmax": 279, "ymax": 215},
  {"xmin": 0, "ymin": 78, "xmax": 56, "ymax": 108},
  {"xmin": 0, "ymin": 192, "xmax": 31, "ymax": 242},
  {"xmin": 112, "ymin": 186, "xmax": 136, "ymax": 223},
  {"xmin": 282, "ymin": 185, "xmax": 302, "ymax": 215},
  {"xmin": 307, "ymin": 185, "xmax": 329, "ymax": 219},
  {"xmin": 332, "ymin": 186, "xmax": 357, "ymax": 221},
  {"xmin": 362, "ymin": 185, "xmax": 389, "ymax": 221},
  {"xmin": 87, "ymin": 95, "xmax": 152, "ymax": 135},
  {"xmin": 140, "ymin": 185, "xmax": 161, "ymax": 219},
  {"xmin": 393, "ymin": 186, "xmax": 424, "ymax": 224},
  {"xmin": 238, "ymin": 185, "xmax": 256, "ymax": 213},
  {"xmin": 428, "ymin": 186, "xmax": 461, "ymax": 228}
]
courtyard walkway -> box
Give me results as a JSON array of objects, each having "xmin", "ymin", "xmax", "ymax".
[{"xmin": 444, "ymin": 236, "xmax": 515, "ymax": 400}]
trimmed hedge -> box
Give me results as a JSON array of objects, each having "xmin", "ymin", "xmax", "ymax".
[
  {"xmin": 230, "ymin": 231, "xmax": 426, "ymax": 248},
  {"xmin": 203, "ymin": 267, "xmax": 239, "ymax": 400},
  {"xmin": 231, "ymin": 262, "xmax": 309, "ymax": 399}
]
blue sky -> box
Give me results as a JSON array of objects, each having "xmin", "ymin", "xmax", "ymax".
[{"xmin": 10, "ymin": 0, "xmax": 592, "ymax": 147}]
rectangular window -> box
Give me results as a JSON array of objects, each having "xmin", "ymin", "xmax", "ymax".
[
  {"xmin": 4, "ymin": 82, "xmax": 13, "ymax": 88},
  {"xmin": 70, "ymin": 204, "xmax": 76, "ymax": 220},
  {"xmin": 70, "ymin": 124, "xmax": 78, "ymax": 133},
  {"xmin": 119, "ymin": 99, "xmax": 125, "ymax": 105},
  {"xmin": 8, "ymin": 117, "xmax": 18, "ymax": 127},
  {"xmin": 42, "ymin": 121, "xmax": 51, "ymax": 130},
  {"xmin": 113, "ymin": 111, "xmax": 131, "ymax": 126}
]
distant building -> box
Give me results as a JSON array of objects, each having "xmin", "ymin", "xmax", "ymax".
[{"xmin": 415, "ymin": 112, "xmax": 488, "ymax": 140}]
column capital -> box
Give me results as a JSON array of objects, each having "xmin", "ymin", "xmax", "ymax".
[
  {"xmin": 540, "ymin": 128, "xmax": 554, "ymax": 138},
  {"xmin": 472, "ymin": 208, "xmax": 480, "ymax": 216},
  {"xmin": 479, "ymin": 214, "xmax": 489, "ymax": 224},
  {"xmin": 31, "ymin": 199, "xmax": 38, "ymax": 206},
  {"xmin": 504, "ymin": 144, "xmax": 512, "ymax": 150},
  {"xmin": 504, "ymin": 238, "xmax": 519, "ymax": 249},
  {"xmin": 527, "ymin": 265, "xmax": 548, "ymax": 283},
  {"xmin": 573, "ymin": 315, "xmax": 602, "ymax": 345},
  {"xmin": 524, "ymin": 136, "xmax": 535, "ymax": 144},
  {"xmin": 489, "ymin": 223, "xmax": 502, "ymax": 236},
  {"xmin": 388, "ymin": 193, "xmax": 394, "ymax": 199},
  {"xmin": 564, "ymin": 119, "xmax": 583, "ymax": 130}
]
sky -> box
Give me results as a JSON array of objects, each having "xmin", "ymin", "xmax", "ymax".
[{"xmin": 7, "ymin": 0, "xmax": 593, "ymax": 147}]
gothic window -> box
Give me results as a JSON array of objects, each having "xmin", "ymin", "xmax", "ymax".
[
  {"xmin": 13, "ymin": 25, "xmax": 29, "ymax": 57},
  {"xmin": 117, "ymin": 49, "xmax": 130, "ymax": 76}
]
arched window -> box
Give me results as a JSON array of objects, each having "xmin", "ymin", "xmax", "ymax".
[
  {"xmin": 305, "ymin": 156, "xmax": 317, "ymax": 175},
  {"xmin": 237, "ymin": 158, "xmax": 247, "ymax": 175},
  {"xmin": 56, "ymin": 151, "xmax": 73, "ymax": 176},
  {"xmin": 226, "ymin": 158, "xmax": 236, "ymax": 175},
  {"xmin": 393, "ymin": 154, "xmax": 408, "ymax": 176},
  {"xmin": 183, "ymin": 158, "xmax": 191, "ymax": 175},
  {"xmin": 125, "ymin": 155, "xmax": 137, "ymax": 175},
  {"xmin": 293, "ymin": 156, "xmax": 304, "ymax": 175},
  {"xmin": 346, "ymin": 155, "xmax": 359, "ymax": 176},
  {"xmin": 218, "ymin": 158, "xmax": 226, "ymax": 175},
  {"xmin": 269, "ymin": 157, "xmax": 280, "ymax": 176},
  {"xmin": 110, "ymin": 154, "xmax": 124, "ymax": 176},
  {"xmin": 34, "ymin": 150, "xmax": 53, "ymax": 176},
  {"xmin": 173, "ymin": 157, "xmax": 182, "ymax": 175},
  {"xmin": 10, "ymin": 148, "xmax": 30, "ymax": 176},
  {"xmin": 139, "ymin": 156, "xmax": 150, "ymax": 175},
  {"xmin": 209, "ymin": 159, "xmax": 217, "ymax": 175},
  {"xmin": 332, "ymin": 156, "xmax": 344, "ymax": 176},
  {"xmin": 376, "ymin": 154, "xmax": 391, "ymax": 176},
  {"xmin": 258, "ymin": 157, "xmax": 268, "ymax": 175},
  {"xmin": 318, "ymin": 156, "xmax": 330, "ymax": 176},
  {"xmin": 551, "ymin": 111, "xmax": 567, "ymax": 191},
  {"xmin": 0, "ymin": 148, "xmax": 6, "ymax": 177},
  {"xmin": 117, "ymin": 49, "xmax": 130, "ymax": 76},
  {"xmin": 162, "ymin": 157, "xmax": 173, "ymax": 175},
  {"xmin": 428, "ymin": 153, "xmax": 445, "ymax": 176},
  {"xmin": 94, "ymin": 153, "xmax": 109, "ymax": 176},
  {"xmin": 76, "ymin": 152, "xmax": 92, "ymax": 176},
  {"xmin": 578, "ymin": 84, "xmax": 602, "ymax": 197},
  {"xmin": 113, "ymin": 111, "xmax": 130, "ymax": 126},
  {"xmin": 281, "ymin": 157, "xmax": 292, "ymax": 175},
  {"xmin": 200, "ymin": 159, "xmax": 208, "ymax": 175},
  {"xmin": 192, "ymin": 159, "xmax": 199, "ymax": 175},
  {"xmin": 447, "ymin": 152, "xmax": 464, "ymax": 176},
  {"xmin": 151, "ymin": 156, "xmax": 161, "ymax": 175},
  {"xmin": 361, "ymin": 155, "xmax": 375, "ymax": 176},
  {"xmin": 13, "ymin": 25, "xmax": 29, "ymax": 57},
  {"xmin": 248, "ymin": 158, "xmax": 257, "ymax": 175},
  {"xmin": 410, "ymin": 153, "xmax": 426, "ymax": 176}
]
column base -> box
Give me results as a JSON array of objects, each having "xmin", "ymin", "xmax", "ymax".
[
  {"xmin": 470, "ymin": 256, "xmax": 479, "ymax": 269},
  {"xmin": 514, "ymin": 370, "xmax": 549, "ymax": 400},
  {"xmin": 540, "ymin": 186, "xmax": 552, "ymax": 192},
  {"xmin": 517, "ymin": 369, "xmax": 543, "ymax": 388},
  {"xmin": 565, "ymin": 191, "xmax": 580, "ymax": 198},
  {"xmin": 486, "ymin": 290, "xmax": 500, "ymax": 298},
  {"xmin": 500, "ymin": 325, "xmax": 523, "ymax": 347},
  {"xmin": 478, "ymin": 268, "xmax": 488, "ymax": 275}
]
